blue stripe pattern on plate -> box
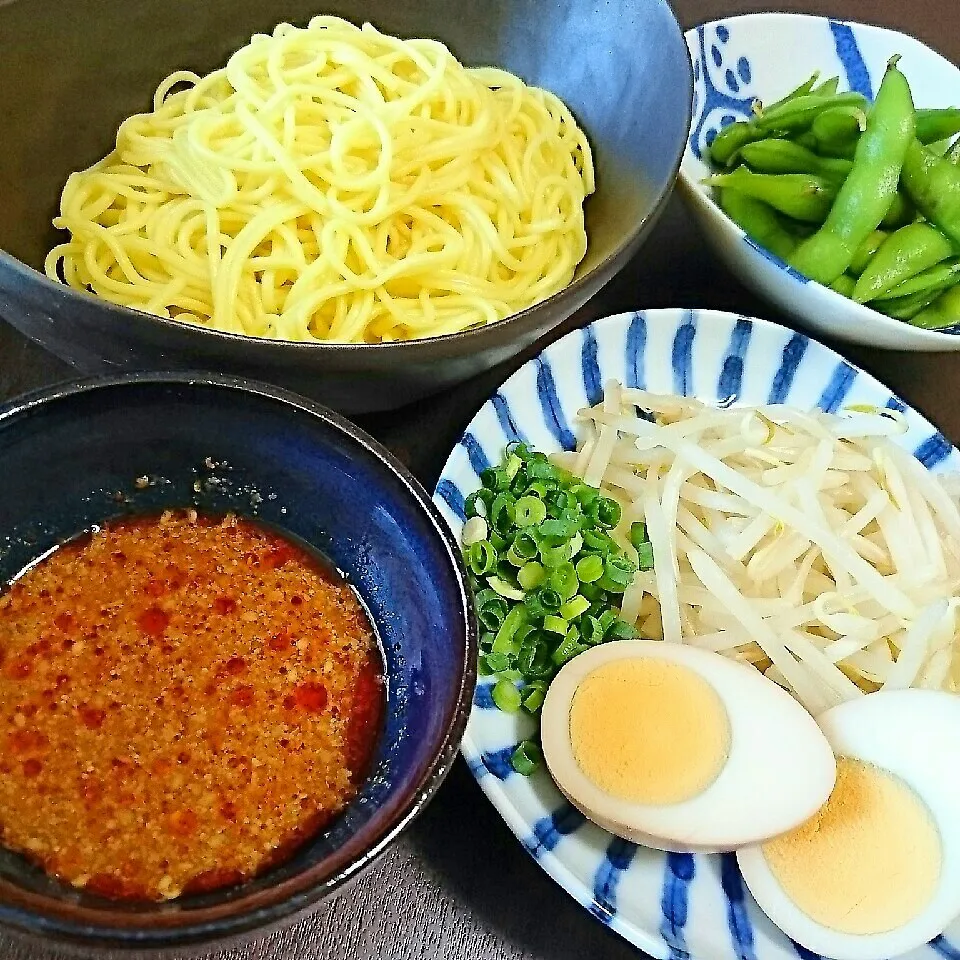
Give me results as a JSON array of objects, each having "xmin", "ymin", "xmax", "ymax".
[
  {"xmin": 886, "ymin": 396, "xmax": 907, "ymax": 412},
  {"xmin": 767, "ymin": 332, "xmax": 809, "ymax": 404},
  {"xmin": 535, "ymin": 355, "xmax": 577, "ymax": 451},
  {"xmin": 673, "ymin": 312, "xmax": 696, "ymax": 396},
  {"xmin": 460, "ymin": 432, "xmax": 491, "ymax": 476},
  {"xmin": 590, "ymin": 837, "xmax": 639, "ymax": 924},
  {"xmin": 492, "ymin": 391, "xmax": 526, "ymax": 444},
  {"xmin": 720, "ymin": 853, "xmax": 757, "ymax": 960},
  {"xmin": 791, "ymin": 939, "xmax": 823, "ymax": 960},
  {"xmin": 718, "ymin": 318, "xmax": 753, "ymax": 401},
  {"xmin": 817, "ymin": 361, "xmax": 857, "ymax": 413},
  {"xmin": 627, "ymin": 312, "xmax": 648, "ymax": 389},
  {"xmin": 481, "ymin": 745, "xmax": 518, "ymax": 780},
  {"xmin": 829, "ymin": 20, "xmax": 873, "ymax": 99},
  {"xmin": 660, "ymin": 852, "xmax": 696, "ymax": 960},
  {"xmin": 915, "ymin": 432, "xmax": 954, "ymax": 469},
  {"xmin": 473, "ymin": 683, "xmax": 496, "ymax": 709},
  {"xmin": 435, "ymin": 478, "xmax": 465, "ymax": 521},
  {"xmin": 523, "ymin": 803, "xmax": 587, "ymax": 858},
  {"xmin": 931, "ymin": 935, "xmax": 960, "ymax": 960},
  {"xmin": 581, "ymin": 325, "xmax": 603, "ymax": 406}
]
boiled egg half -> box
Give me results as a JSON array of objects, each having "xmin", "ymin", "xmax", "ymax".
[
  {"xmin": 540, "ymin": 639, "xmax": 837, "ymax": 852},
  {"xmin": 737, "ymin": 689, "xmax": 960, "ymax": 960}
]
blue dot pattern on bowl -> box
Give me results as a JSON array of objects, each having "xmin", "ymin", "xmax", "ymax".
[
  {"xmin": 434, "ymin": 308, "xmax": 960, "ymax": 960},
  {"xmin": 689, "ymin": 18, "xmax": 873, "ymax": 160}
]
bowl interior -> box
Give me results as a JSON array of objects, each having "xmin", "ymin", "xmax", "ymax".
[
  {"xmin": 0, "ymin": 0, "xmax": 690, "ymax": 283},
  {"xmin": 0, "ymin": 376, "xmax": 472, "ymax": 947},
  {"xmin": 683, "ymin": 12, "xmax": 960, "ymax": 177},
  {"xmin": 677, "ymin": 13, "xmax": 960, "ymax": 348}
]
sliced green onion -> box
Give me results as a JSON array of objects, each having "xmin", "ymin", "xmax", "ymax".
[
  {"xmin": 629, "ymin": 521, "xmax": 648, "ymax": 549},
  {"xmin": 539, "ymin": 541, "xmax": 570, "ymax": 568},
  {"xmin": 490, "ymin": 493, "xmax": 515, "ymax": 535},
  {"xmin": 517, "ymin": 561, "xmax": 546, "ymax": 591},
  {"xmin": 477, "ymin": 595, "xmax": 509, "ymax": 631},
  {"xmin": 483, "ymin": 651, "xmax": 512, "ymax": 673},
  {"xmin": 521, "ymin": 682, "xmax": 548, "ymax": 714},
  {"xmin": 479, "ymin": 631, "xmax": 496, "ymax": 650},
  {"xmin": 548, "ymin": 562, "xmax": 579, "ymax": 601},
  {"xmin": 636, "ymin": 541, "xmax": 655, "ymax": 571},
  {"xmin": 608, "ymin": 618, "xmax": 639, "ymax": 640},
  {"xmin": 537, "ymin": 587, "xmax": 562, "ymax": 613},
  {"xmin": 511, "ymin": 739, "xmax": 543, "ymax": 775},
  {"xmin": 560, "ymin": 595, "xmax": 591, "ymax": 620},
  {"xmin": 582, "ymin": 615, "xmax": 605, "ymax": 645},
  {"xmin": 492, "ymin": 679, "xmax": 522, "ymax": 713},
  {"xmin": 551, "ymin": 630, "xmax": 588, "ymax": 667},
  {"xmin": 595, "ymin": 497, "xmax": 622, "ymax": 529},
  {"xmin": 492, "ymin": 604, "xmax": 528, "ymax": 654},
  {"xmin": 465, "ymin": 488, "xmax": 493, "ymax": 518},
  {"xmin": 543, "ymin": 614, "xmax": 569, "ymax": 635},
  {"xmin": 467, "ymin": 540, "xmax": 497, "ymax": 576},
  {"xmin": 504, "ymin": 454, "xmax": 522, "ymax": 481},
  {"xmin": 575, "ymin": 553, "xmax": 604, "ymax": 583},
  {"xmin": 514, "ymin": 495, "xmax": 546, "ymax": 528},
  {"xmin": 487, "ymin": 576, "xmax": 525, "ymax": 601}
]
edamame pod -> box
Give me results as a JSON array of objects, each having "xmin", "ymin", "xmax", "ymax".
[
  {"xmin": 718, "ymin": 189, "xmax": 797, "ymax": 260},
  {"xmin": 705, "ymin": 168, "xmax": 837, "ymax": 222},
  {"xmin": 901, "ymin": 139, "xmax": 960, "ymax": 246},
  {"xmin": 852, "ymin": 223, "xmax": 954, "ymax": 302},
  {"xmin": 789, "ymin": 58, "xmax": 916, "ymax": 284},
  {"xmin": 909, "ymin": 284, "xmax": 960, "ymax": 328}
]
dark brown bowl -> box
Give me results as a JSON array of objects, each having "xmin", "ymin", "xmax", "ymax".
[{"xmin": 0, "ymin": 0, "xmax": 691, "ymax": 413}]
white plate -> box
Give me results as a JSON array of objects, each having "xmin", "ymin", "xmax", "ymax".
[{"xmin": 433, "ymin": 308, "xmax": 960, "ymax": 960}]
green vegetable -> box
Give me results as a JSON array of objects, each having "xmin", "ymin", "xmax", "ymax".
[
  {"xmin": 901, "ymin": 138, "xmax": 960, "ymax": 246},
  {"xmin": 511, "ymin": 740, "xmax": 543, "ymax": 776},
  {"xmin": 872, "ymin": 287, "xmax": 943, "ymax": 320},
  {"xmin": 492, "ymin": 679, "xmax": 522, "ymax": 713},
  {"xmin": 754, "ymin": 91, "xmax": 868, "ymax": 133},
  {"xmin": 915, "ymin": 108, "xmax": 960, "ymax": 146},
  {"xmin": 852, "ymin": 223, "xmax": 955, "ymax": 302},
  {"xmin": 718, "ymin": 189, "xmax": 797, "ymax": 259},
  {"xmin": 810, "ymin": 104, "xmax": 867, "ymax": 153},
  {"xmin": 811, "ymin": 76, "xmax": 840, "ymax": 97},
  {"xmin": 909, "ymin": 284, "xmax": 960, "ymax": 328},
  {"xmin": 738, "ymin": 138, "xmax": 852, "ymax": 180},
  {"xmin": 875, "ymin": 256, "xmax": 960, "ymax": 301},
  {"xmin": 706, "ymin": 169, "xmax": 837, "ymax": 222},
  {"xmin": 789, "ymin": 57, "xmax": 916, "ymax": 284},
  {"xmin": 829, "ymin": 273, "xmax": 857, "ymax": 297},
  {"xmin": 462, "ymin": 442, "xmax": 650, "ymax": 738},
  {"xmin": 848, "ymin": 230, "xmax": 889, "ymax": 275},
  {"xmin": 878, "ymin": 190, "xmax": 916, "ymax": 229}
]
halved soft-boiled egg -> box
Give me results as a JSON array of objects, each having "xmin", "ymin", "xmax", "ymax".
[
  {"xmin": 737, "ymin": 689, "xmax": 960, "ymax": 960},
  {"xmin": 539, "ymin": 639, "xmax": 837, "ymax": 852}
]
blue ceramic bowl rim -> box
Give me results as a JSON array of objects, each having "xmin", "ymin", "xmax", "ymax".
[{"xmin": 0, "ymin": 370, "xmax": 478, "ymax": 952}]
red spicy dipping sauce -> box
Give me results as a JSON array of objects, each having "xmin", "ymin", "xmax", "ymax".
[{"xmin": 0, "ymin": 509, "xmax": 383, "ymax": 900}]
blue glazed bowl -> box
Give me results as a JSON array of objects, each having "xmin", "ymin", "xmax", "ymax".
[{"xmin": 0, "ymin": 373, "xmax": 476, "ymax": 953}]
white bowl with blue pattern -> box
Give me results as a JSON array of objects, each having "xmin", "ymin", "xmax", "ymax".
[
  {"xmin": 678, "ymin": 13, "xmax": 960, "ymax": 352},
  {"xmin": 432, "ymin": 308, "xmax": 960, "ymax": 960}
]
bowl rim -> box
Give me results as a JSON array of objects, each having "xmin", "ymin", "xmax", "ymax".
[
  {"xmin": 0, "ymin": 370, "xmax": 479, "ymax": 951},
  {"xmin": 0, "ymin": 0, "xmax": 692, "ymax": 357},
  {"xmin": 678, "ymin": 10, "xmax": 960, "ymax": 348}
]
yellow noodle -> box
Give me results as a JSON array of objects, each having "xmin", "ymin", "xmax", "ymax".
[{"xmin": 45, "ymin": 15, "xmax": 593, "ymax": 342}]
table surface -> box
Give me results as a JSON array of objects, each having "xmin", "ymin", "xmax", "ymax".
[{"xmin": 2, "ymin": 0, "xmax": 958, "ymax": 957}]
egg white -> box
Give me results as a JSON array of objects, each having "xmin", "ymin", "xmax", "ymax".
[
  {"xmin": 737, "ymin": 689, "xmax": 960, "ymax": 960},
  {"xmin": 540, "ymin": 640, "xmax": 837, "ymax": 853}
]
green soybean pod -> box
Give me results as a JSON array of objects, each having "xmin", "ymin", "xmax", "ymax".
[
  {"xmin": 718, "ymin": 188, "xmax": 798, "ymax": 260},
  {"xmin": 789, "ymin": 57, "xmax": 916, "ymax": 285},
  {"xmin": 910, "ymin": 284, "xmax": 960, "ymax": 328},
  {"xmin": 705, "ymin": 168, "xmax": 837, "ymax": 222},
  {"xmin": 739, "ymin": 139, "xmax": 852, "ymax": 181},
  {"xmin": 901, "ymin": 139, "xmax": 960, "ymax": 246},
  {"xmin": 852, "ymin": 223, "xmax": 955, "ymax": 303},
  {"xmin": 829, "ymin": 273, "xmax": 857, "ymax": 297},
  {"xmin": 848, "ymin": 230, "xmax": 889, "ymax": 276}
]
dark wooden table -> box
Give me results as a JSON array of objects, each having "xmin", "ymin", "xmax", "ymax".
[{"xmin": 2, "ymin": 1, "xmax": 958, "ymax": 957}]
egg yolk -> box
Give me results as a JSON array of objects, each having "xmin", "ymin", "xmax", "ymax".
[
  {"xmin": 568, "ymin": 657, "xmax": 730, "ymax": 805},
  {"xmin": 762, "ymin": 757, "xmax": 942, "ymax": 935}
]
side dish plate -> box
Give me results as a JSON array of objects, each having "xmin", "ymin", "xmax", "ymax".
[{"xmin": 433, "ymin": 309, "xmax": 960, "ymax": 960}]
